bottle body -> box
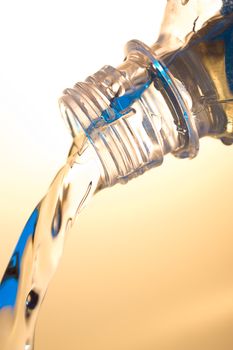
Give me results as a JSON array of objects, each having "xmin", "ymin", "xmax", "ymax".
[{"xmin": 154, "ymin": 9, "xmax": 233, "ymax": 145}]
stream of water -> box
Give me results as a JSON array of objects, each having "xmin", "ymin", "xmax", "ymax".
[{"xmin": 0, "ymin": 140, "xmax": 102, "ymax": 350}]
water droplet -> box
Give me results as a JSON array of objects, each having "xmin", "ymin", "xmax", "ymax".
[
  {"xmin": 181, "ymin": 0, "xmax": 189, "ymax": 5},
  {"xmin": 51, "ymin": 200, "xmax": 62, "ymax": 237},
  {"xmin": 26, "ymin": 290, "xmax": 39, "ymax": 313}
]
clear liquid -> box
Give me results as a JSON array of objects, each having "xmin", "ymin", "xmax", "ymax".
[{"xmin": 0, "ymin": 141, "xmax": 102, "ymax": 350}]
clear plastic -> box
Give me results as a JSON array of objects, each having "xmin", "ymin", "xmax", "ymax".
[
  {"xmin": 60, "ymin": 1, "xmax": 233, "ymax": 186},
  {"xmin": 1, "ymin": 0, "xmax": 233, "ymax": 349}
]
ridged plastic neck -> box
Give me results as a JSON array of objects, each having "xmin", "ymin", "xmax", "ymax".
[{"xmin": 59, "ymin": 40, "xmax": 199, "ymax": 187}]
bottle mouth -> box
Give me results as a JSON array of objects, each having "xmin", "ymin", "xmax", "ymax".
[{"xmin": 59, "ymin": 40, "xmax": 199, "ymax": 187}]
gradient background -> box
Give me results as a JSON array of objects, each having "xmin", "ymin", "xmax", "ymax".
[{"xmin": 0, "ymin": 0, "xmax": 233, "ymax": 349}]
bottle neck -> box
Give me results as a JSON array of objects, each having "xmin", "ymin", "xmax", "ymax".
[{"xmin": 59, "ymin": 38, "xmax": 222, "ymax": 187}]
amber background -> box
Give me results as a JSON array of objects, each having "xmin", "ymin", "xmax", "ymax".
[{"xmin": 0, "ymin": 1, "xmax": 233, "ymax": 349}]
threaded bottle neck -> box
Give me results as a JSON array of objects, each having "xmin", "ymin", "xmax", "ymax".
[{"xmin": 59, "ymin": 40, "xmax": 199, "ymax": 187}]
